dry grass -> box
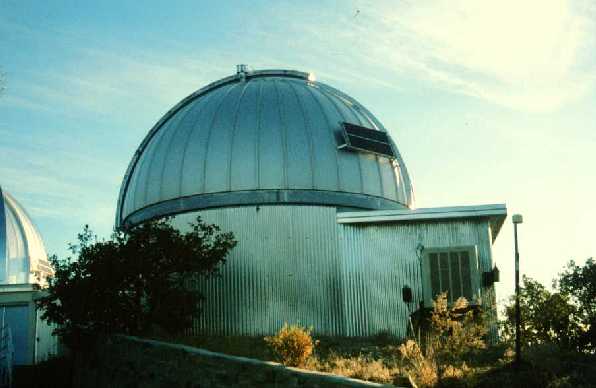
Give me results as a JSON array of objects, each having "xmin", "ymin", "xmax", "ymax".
[
  {"xmin": 304, "ymin": 351, "xmax": 400, "ymax": 384},
  {"xmin": 154, "ymin": 332, "xmax": 596, "ymax": 387}
]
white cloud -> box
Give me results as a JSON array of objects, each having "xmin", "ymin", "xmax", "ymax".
[{"xmin": 248, "ymin": 0, "xmax": 596, "ymax": 112}]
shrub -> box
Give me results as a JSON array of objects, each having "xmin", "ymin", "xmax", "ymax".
[
  {"xmin": 37, "ymin": 217, "xmax": 237, "ymax": 350},
  {"xmin": 398, "ymin": 339, "xmax": 437, "ymax": 387},
  {"xmin": 264, "ymin": 323, "xmax": 317, "ymax": 367},
  {"xmin": 399, "ymin": 292, "xmax": 487, "ymax": 387}
]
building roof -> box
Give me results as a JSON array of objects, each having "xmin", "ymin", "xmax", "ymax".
[
  {"xmin": 337, "ymin": 204, "xmax": 507, "ymax": 242},
  {"xmin": 0, "ymin": 187, "xmax": 52, "ymax": 284},
  {"xmin": 116, "ymin": 68, "xmax": 414, "ymax": 228}
]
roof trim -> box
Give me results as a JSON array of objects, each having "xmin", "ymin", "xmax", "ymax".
[{"xmin": 337, "ymin": 204, "xmax": 507, "ymax": 242}]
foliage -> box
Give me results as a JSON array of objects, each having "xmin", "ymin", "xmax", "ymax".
[
  {"xmin": 557, "ymin": 258, "xmax": 596, "ymax": 351},
  {"xmin": 264, "ymin": 323, "xmax": 318, "ymax": 367},
  {"xmin": 399, "ymin": 293, "xmax": 487, "ymax": 387},
  {"xmin": 36, "ymin": 217, "xmax": 236, "ymax": 349},
  {"xmin": 501, "ymin": 275, "xmax": 580, "ymax": 350}
]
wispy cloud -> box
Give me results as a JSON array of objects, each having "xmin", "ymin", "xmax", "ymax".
[{"xmin": 243, "ymin": 0, "xmax": 596, "ymax": 112}]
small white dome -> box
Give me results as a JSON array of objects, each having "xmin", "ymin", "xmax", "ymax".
[{"xmin": 0, "ymin": 187, "xmax": 52, "ymax": 284}]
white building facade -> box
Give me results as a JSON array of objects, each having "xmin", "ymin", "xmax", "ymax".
[{"xmin": 0, "ymin": 187, "xmax": 56, "ymax": 365}]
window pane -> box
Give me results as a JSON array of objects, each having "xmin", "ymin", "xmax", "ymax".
[
  {"xmin": 429, "ymin": 253, "xmax": 440, "ymax": 298},
  {"xmin": 460, "ymin": 250, "xmax": 472, "ymax": 301},
  {"xmin": 439, "ymin": 252, "xmax": 450, "ymax": 300},
  {"xmin": 449, "ymin": 251, "xmax": 462, "ymax": 301}
]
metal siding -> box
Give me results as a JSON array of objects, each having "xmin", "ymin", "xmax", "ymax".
[
  {"xmin": 314, "ymin": 86, "xmax": 364, "ymax": 194},
  {"xmin": 171, "ymin": 203, "xmax": 496, "ymax": 338},
  {"xmin": 229, "ymin": 81, "xmax": 259, "ymax": 191},
  {"xmin": 204, "ymin": 83, "xmax": 246, "ymax": 193},
  {"xmin": 173, "ymin": 205, "xmax": 344, "ymax": 336},
  {"xmin": 144, "ymin": 104, "xmax": 194, "ymax": 205},
  {"xmin": 258, "ymin": 80, "xmax": 285, "ymax": 189},
  {"xmin": 338, "ymin": 219, "xmax": 495, "ymax": 337},
  {"xmin": 328, "ymin": 91, "xmax": 383, "ymax": 198},
  {"xmin": 379, "ymin": 158, "xmax": 399, "ymax": 201},
  {"xmin": 295, "ymin": 83, "xmax": 339, "ymax": 191},
  {"xmin": 278, "ymin": 81, "xmax": 313, "ymax": 189},
  {"xmin": 160, "ymin": 95, "xmax": 208, "ymax": 200},
  {"xmin": 179, "ymin": 86, "xmax": 229, "ymax": 196}
]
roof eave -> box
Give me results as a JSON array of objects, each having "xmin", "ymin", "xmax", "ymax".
[{"xmin": 337, "ymin": 203, "xmax": 507, "ymax": 243}]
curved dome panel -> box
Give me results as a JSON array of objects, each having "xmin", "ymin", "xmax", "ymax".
[
  {"xmin": 0, "ymin": 187, "xmax": 52, "ymax": 284},
  {"xmin": 117, "ymin": 69, "xmax": 414, "ymax": 228}
]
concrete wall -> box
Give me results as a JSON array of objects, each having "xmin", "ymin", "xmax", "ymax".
[{"xmin": 74, "ymin": 336, "xmax": 396, "ymax": 388}]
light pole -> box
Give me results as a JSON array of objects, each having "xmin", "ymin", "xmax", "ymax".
[{"xmin": 512, "ymin": 214, "xmax": 523, "ymax": 367}]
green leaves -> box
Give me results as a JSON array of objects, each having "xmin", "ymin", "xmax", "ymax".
[
  {"xmin": 500, "ymin": 271, "xmax": 590, "ymax": 352},
  {"xmin": 36, "ymin": 216, "xmax": 237, "ymax": 349},
  {"xmin": 558, "ymin": 258, "xmax": 596, "ymax": 351}
]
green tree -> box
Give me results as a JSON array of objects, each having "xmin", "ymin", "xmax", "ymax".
[
  {"xmin": 558, "ymin": 258, "xmax": 596, "ymax": 351},
  {"xmin": 36, "ymin": 216, "xmax": 237, "ymax": 349},
  {"xmin": 501, "ymin": 276, "xmax": 580, "ymax": 350}
]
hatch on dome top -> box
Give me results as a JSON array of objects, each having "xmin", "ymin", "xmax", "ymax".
[{"xmin": 338, "ymin": 122, "xmax": 396, "ymax": 159}]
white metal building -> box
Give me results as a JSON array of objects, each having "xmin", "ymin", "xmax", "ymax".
[
  {"xmin": 116, "ymin": 67, "xmax": 506, "ymax": 337},
  {"xmin": 0, "ymin": 187, "xmax": 57, "ymax": 365}
]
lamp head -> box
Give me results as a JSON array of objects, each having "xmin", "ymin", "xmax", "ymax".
[{"xmin": 512, "ymin": 214, "xmax": 523, "ymax": 224}]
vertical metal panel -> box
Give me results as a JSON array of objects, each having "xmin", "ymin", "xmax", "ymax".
[
  {"xmin": 174, "ymin": 205, "xmax": 344, "ymax": 336},
  {"xmin": 258, "ymin": 80, "xmax": 285, "ymax": 189},
  {"xmin": 278, "ymin": 80, "xmax": 314, "ymax": 189},
  {"xmin": 144, "ymin": 103, "xmax": 194, "ymax": 205},
  {"xmin": 229, "ymin": 81, "xmax": 260, "ymax": 191},
  {"xmin": 160, "ymin": 96, "xmax": 208, "ymax": 200},
  {"xmin": 180, "ymin": 86, "xmax": 229, "ymax": 196},
  {"xmin": 204, "ymin": 83, "xmax": 247, "ymax": 193},
  {"xmin": 175, "ymin": 204, "xmax": 497, "ymax": 338},
  {"xmin": 338, "ymin": 219, "xmax": 495, "ymax": 337}
]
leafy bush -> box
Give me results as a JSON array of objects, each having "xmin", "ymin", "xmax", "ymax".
[
  {"xmin": 500, "ymin": 276, "xmax": 580, "ymax": 351},
  {"xmin": 37, "ymin": 217, "xmax": 237, "ymax": 349},
  {"xmin": 264, "ymin": 323, "xmax": 317, "ymax": 367},
  {"xmin": 558, "ymin": 258, "xmax": 596, "ymax": 351}
]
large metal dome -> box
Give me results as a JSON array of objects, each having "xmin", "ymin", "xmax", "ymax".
[
  {"xmin": 116, "ymin": 68, "xmax": 414, "ymax": 228},
  {"xmin": 0, "ymin": 187, "xmax": 52, "ymax": 284}
]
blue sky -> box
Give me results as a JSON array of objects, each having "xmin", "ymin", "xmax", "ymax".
[{"xmin": 1, "ymin": 0, "xmax": 595, "ymax": 300}]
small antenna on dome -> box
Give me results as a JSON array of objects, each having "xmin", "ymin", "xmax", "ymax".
[{"xmin": 236, "ymin": 64, "xmax": 248, "ymax": 81}]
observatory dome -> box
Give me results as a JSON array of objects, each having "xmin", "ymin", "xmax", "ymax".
[
  {"xmin": 0, "ymin": 187, "xmax": 52, "ymax": 284},
  {"xmin": 117, "ymin": 68, "xmax": 414, "ymax": 228}
]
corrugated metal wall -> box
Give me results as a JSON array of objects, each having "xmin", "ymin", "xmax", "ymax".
[
  {"xmin": 338, "ymin": 219, "xmax": 495, "ymax": 337},
  {"xmin": 173, "ymin": 206, "xmax": 345, "ymax": 336},
  {"xmin": 175, "ymin": 205, "xmax": 496, "ymax": 337}
]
